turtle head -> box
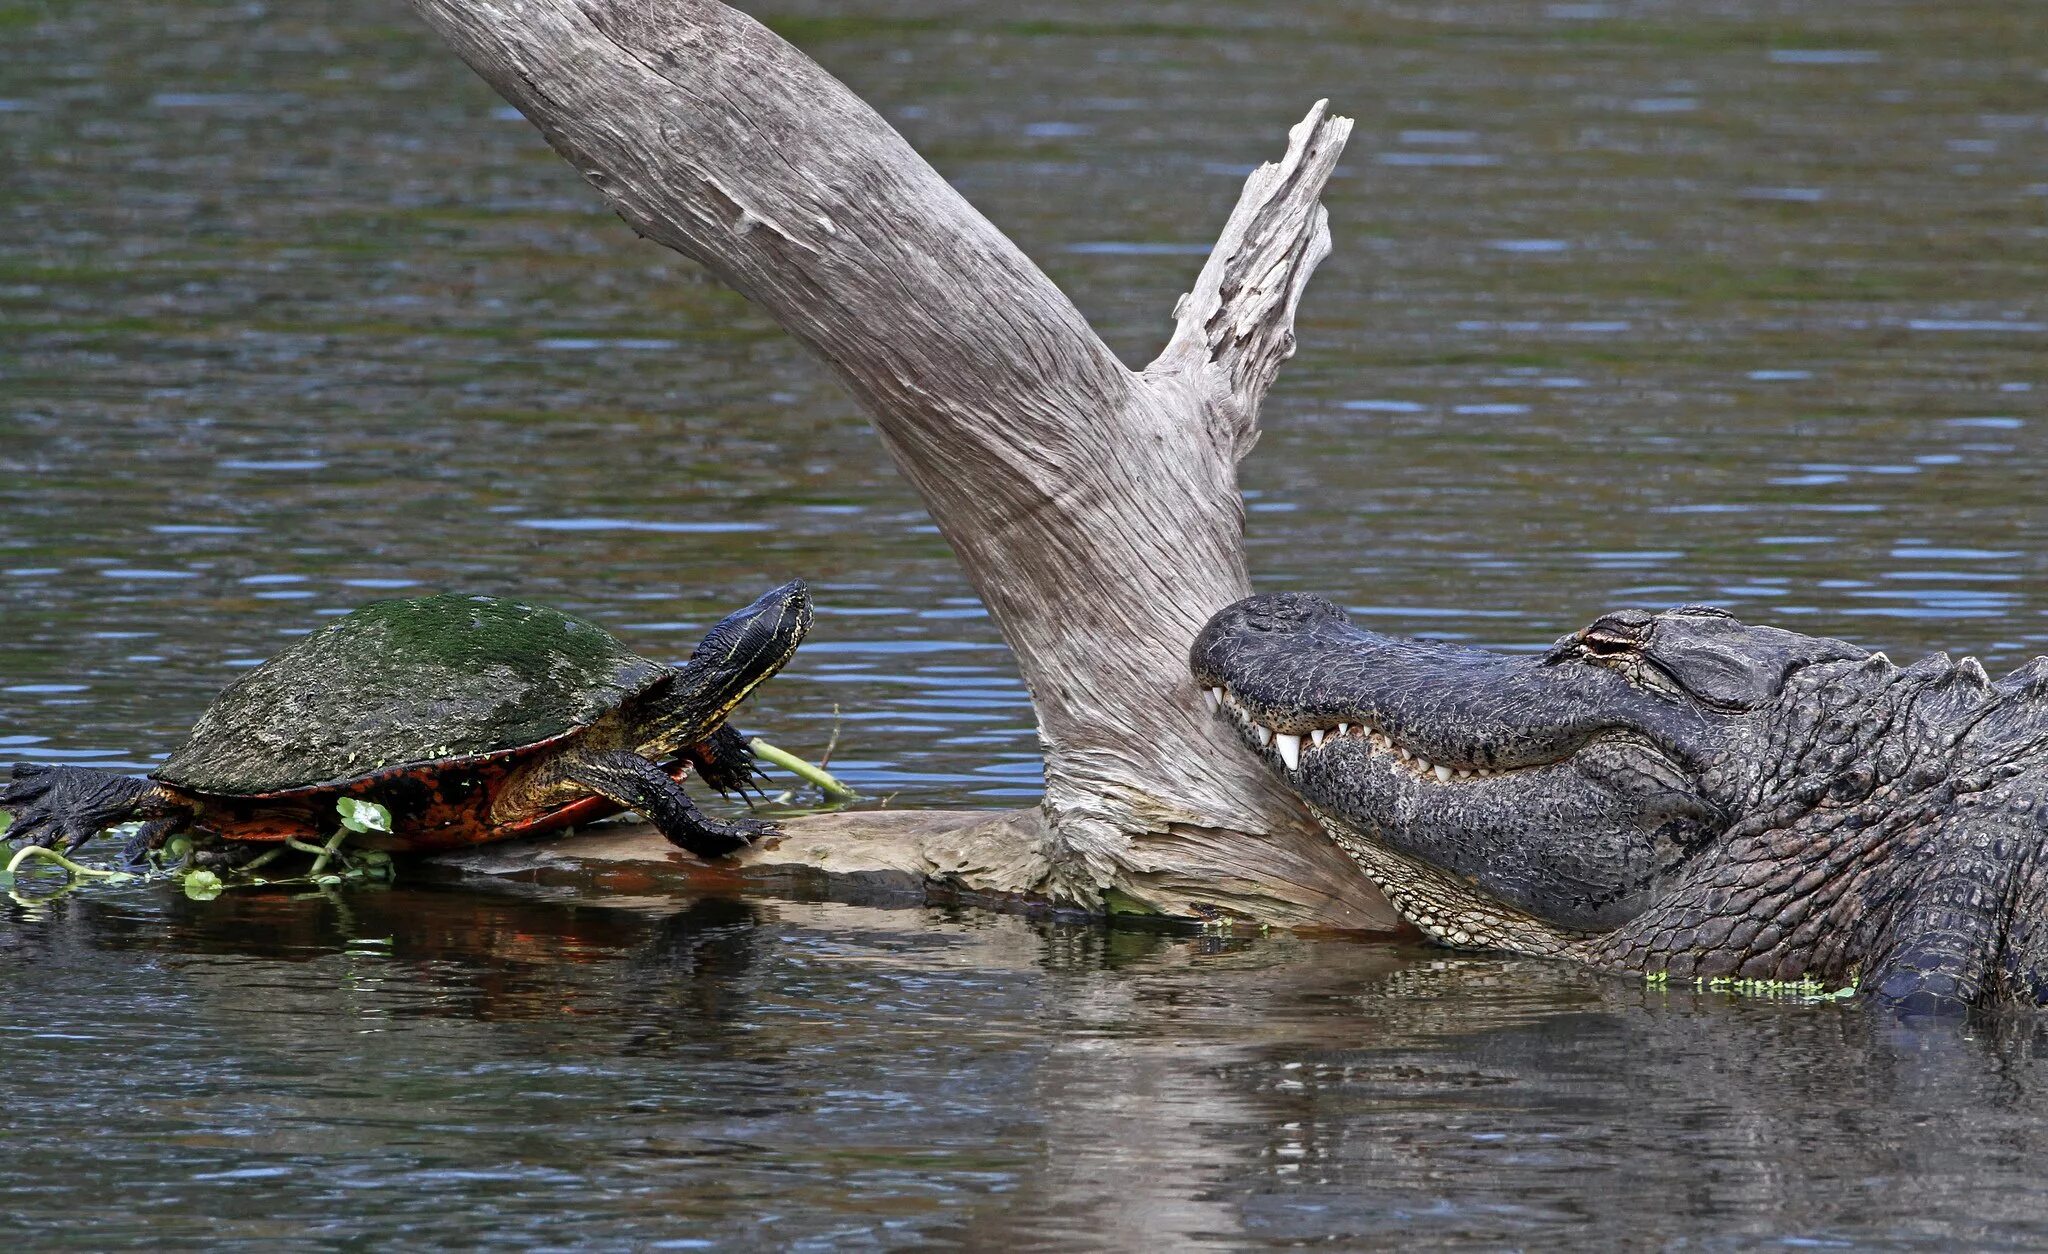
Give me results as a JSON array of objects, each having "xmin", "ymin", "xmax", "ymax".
[{"xmin": 679, "ymin": 579, "xmax": 813, "ymax": 724}]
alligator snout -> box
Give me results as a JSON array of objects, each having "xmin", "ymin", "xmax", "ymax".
[
  {"xmin": 1190, "ymin": 593, "xmax": 1350, "ymax": 682},
  {"xmin": 1193, "ymin": 593, "xmax": 1664, "ymax": 770}
]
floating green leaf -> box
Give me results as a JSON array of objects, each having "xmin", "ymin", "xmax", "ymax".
[
  {"xmin": 182, "ymin": 870, "xmax": 224, "ymax": 901},
  {"xmin": 336, "ymin": 797, "xmax": 393, "ymax": 834},
  {"xmin": 158, "ymin": 833, "xmax": 194, "ymax": 870}
]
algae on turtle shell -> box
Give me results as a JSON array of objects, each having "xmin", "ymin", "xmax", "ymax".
[{"xmin": 162, "ymin": 595, "xmax": 668, "ymax": 797}]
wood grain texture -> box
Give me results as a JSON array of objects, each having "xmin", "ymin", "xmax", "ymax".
[{"xmin": 405, "ymin": 0, "xmax": 1395, "ymax": 928}]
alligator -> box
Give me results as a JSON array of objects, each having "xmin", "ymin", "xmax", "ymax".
[{"xmin": 1191, "ymin": 593, "xmax": 2048, "ymax": 1015}]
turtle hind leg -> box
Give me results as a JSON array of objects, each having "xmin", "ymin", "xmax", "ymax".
[
  {"xmin": 559, "ymin": 749, "xmax": 774, "ymax": 859},
  {"xmin": 120, "ymin": 813, "xmax": 195, "ymax": 870},
  {"xmin": 1, "ymin": 765, "xmax": 163, "ymax": 853}
]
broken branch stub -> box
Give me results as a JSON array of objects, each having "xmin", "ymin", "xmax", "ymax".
[
  {"xmin": 405, "ymin": 0, "xmax": 1395, "ymax": 929},
  {"xmin": 1151, "ymin": 99, "xmax": 1353, "ymax": 460}
]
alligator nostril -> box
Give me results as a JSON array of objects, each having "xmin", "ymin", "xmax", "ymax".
[
  {"xmin": 1210, "ymin": 593, "xmax": 1347, "ymax": 638},
  {"xmin": 1246, "ymin": 594, "xmax": 1334, "ymax": 633},
  {"xmin": 1250, "ymin": 609, "xmax": 1315, "ymax": 634}
]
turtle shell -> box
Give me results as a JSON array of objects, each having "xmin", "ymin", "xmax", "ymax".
[{"xmin": 156, "ymin": 594, "xmax": 669, "ymax": 796}]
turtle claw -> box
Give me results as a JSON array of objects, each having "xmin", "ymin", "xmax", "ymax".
[
  {"xmin": 2, "ymin": 810, "xmax": 54, "ymax": 849},
  {"xmin": 684, "ymin": 814, "xmax": 778, "ymax": 859},
  {"xmin": 690, "ymin": 724, "xmax": 760, "ymax": 798},
  {"xmin": 5, "ymin": 810, "xmax": 88, "ymax": 854},
  {"xmin": 3, "ymin": 766, "xmax": 70, "ymax": 850},
  {"xmin": 726, "ymin": 816, "xmax": 778, "ymax": 844}
]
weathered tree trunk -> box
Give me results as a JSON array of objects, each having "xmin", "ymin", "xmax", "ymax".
[{"xmin": 406, "ymin": 0, "xmax": 1396, "ymax": 930}]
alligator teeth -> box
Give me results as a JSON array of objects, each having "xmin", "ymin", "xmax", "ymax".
[
  {"xmin": 1211, "ymin": 704, "xmax": 1505, "ymax": 784},
  {"xmin": 1275, "ymin": 733, "xmax": 1302, "ymax": 770}
]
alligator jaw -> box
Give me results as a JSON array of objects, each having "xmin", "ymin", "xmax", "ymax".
[
  {"xmin": 1203, "ymin": 682, "xmax": 1603, "ymax": 952},
  {"xmin": 1205, "ymin": 683, "xmax": 1550, "ymax": 783},
  {"xmin": 1309, "ymin": 807, "xmax": 1593, "ymax": 956}
]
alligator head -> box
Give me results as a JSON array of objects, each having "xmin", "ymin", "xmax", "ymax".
[{"xmin": 1193, "ymin": 593, "xmax": 2048, "ymax": 1015}]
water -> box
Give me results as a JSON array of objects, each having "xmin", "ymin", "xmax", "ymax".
[{"xmin": 2, "ymin": 0, "xmax": 2046, "ymax": 1244}]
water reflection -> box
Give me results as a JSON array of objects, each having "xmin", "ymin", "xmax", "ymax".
[{"xmin": 12, "ymin": 885, "xmax": 2048, "ymax": 1245}]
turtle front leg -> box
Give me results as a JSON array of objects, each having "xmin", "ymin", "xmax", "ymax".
[
  {"xmin": 558, "ymin": 749, "xmax": 775, "ymax": 859},
  {"xmin": 688, "ymin": 724, "xmax": 766, "ymax": 799},
  {"xmin": 1, "ymin": 765, "xmax": 168, "ymax": 854}
]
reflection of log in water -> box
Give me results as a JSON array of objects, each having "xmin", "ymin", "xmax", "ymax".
[{"xmin": 556, "ymin": 901, "xmax": 2048, "ymax": 1248}]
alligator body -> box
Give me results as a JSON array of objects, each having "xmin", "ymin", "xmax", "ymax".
[{"xmin": 1192, "ymin": 594, "xmax": 2048, "ymax": 1015}]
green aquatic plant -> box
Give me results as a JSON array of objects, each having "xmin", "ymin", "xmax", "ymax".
[
  {"xmin": 751, "ymin": 736, "xmax": 858, "ymax": 803},
  {"xmin": 337, "ymin": 797, "xmax": 393, "ymax": 835},
  {"xmin": 3, "ymin": 797, "xmax": 397, "ymax": 903},
  {"xmin": 1, "ymin": 842, "xmax": 141, "ymax": 888},
  {"xmin": 1644, "ymin": 969, "xmax": 1858, "ymax": 1002},
  {"xmin": 276, "ymin": 799, "xmax": 396, "ymax": 884}
]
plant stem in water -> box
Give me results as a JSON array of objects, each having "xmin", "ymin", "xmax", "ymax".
[
  {"xmin": 4, "ymin": 845, "xmax": 139, "ymax": 883},
  {"xmin": 749, "ymin": 738, "xmax": 858, "ymax": 802}
]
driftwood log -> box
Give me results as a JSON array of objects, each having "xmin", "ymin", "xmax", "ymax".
[{"xmin": 407, "ymin": 0, "xmax": 1397, "ymax": 930}]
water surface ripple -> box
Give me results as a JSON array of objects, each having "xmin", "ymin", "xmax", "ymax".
[{"xmin": 2, "ymin": 0, "xmax": 2046, "ymax": 1245}]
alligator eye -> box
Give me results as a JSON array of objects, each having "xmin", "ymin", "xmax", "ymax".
[
  {"xmin": 1580, "ymin": 632, "xmax": 1637, "ymax": 657},
  {"xmin": 1579, "ymin": 610, "xmax": 1652, "ymax": 657}
]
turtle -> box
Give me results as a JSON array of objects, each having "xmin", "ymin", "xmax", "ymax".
[{"xmin": 0, "ymin": 579, "xmax": 812, "ymax": 863}]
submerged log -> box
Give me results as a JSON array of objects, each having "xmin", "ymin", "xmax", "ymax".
[{"xmin": 406, "ymin": 0, "xmax": 1395, "ymax": 930}]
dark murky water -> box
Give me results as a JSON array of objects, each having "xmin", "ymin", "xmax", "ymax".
[{"xmin": 3, "ymin": 0, "xmax": 2046, "ymax": 1245}]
